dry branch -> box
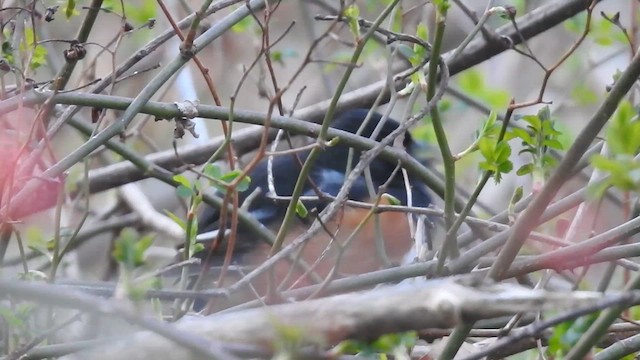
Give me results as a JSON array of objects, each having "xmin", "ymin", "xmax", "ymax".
[{"xmin": 56, "ymin": 279, "xmax": 611, "ymax": 360}]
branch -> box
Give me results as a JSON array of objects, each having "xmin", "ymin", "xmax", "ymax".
[{"xmin": 0, "ymin": 279, "xmax": 607, "ymax": 360}]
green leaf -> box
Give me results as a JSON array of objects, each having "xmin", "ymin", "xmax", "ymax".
[
  {"xmin": 543, "ymin": 139, "xmax": 564, "ymax": 150},
  {"xmin": 542, "ymin": 154, "xmax": 558, "ymax": 168},
  {"xmin": 231, "ymin": 16, "xmax": 253, "ymax": 33},
  {"xmin": 220, "ymin": 170, "xmax": 252, "ymax": 192},
  {"xmin": 511, "ymin": 128, "xmax": 533, "ymax": 145},
  {"xmin": 176, "ymin": 184, "xmax": 194, "ymax": 198},
  {"xmin": 516, "ymin": 164, "xmax": 533, "ymax": 176},
  {"xmin": 136, "ymin": 234, "xmax": 155, "ymax": 254},
  {"xmin": 172, "ymin": 174, "xmax": 191, "ymax": 187},
  {"xmin": 65, "ymin": 0, "xmax": 77, "ymax": 18},
  {"xmin": 203, "ymin": 163, "xmax": 222, "ymax": 179},
  {"xmin": 0, "ymin": 305, "xmax": 26, "ymax": 328},
  {"xmin": 335, "ymin": 332, "xmax": 416, "ymax": 356},
  {"xmin": 29, "ymin": 45, "xmax": 47, "ymax": 70},
  {"xmin": 334, "ymin": 339, "xmax": 365, "ymax": 355},
  {"xmin": 25, "ymin": 227, "xmax": 47, "ymax": 253},
  {"xmin": 188, "ymin": 216, "xmax": 198, "ymax": 243},
  {"xmin": 590, "ymin": 154, "xmax": 620, "ymax": 172},
  {"xmin": 164, "ymin": 210, "xmax": 186, "ymax": 230},
  {"xmin": 571, "ymin": 83, "xmax": 598, "ymax": 105},
  {"xmin": 432, "ymin": 0, "xmax": 450, "ymax": 13},
  {"xmin": 295, "ymin": 200, "xmax": 308, "ymax": 218},
  {"xmin": 371, "ymin": 332, "xmax": 417, "ymax": 353},
  {"xmin": 494, "ymin": 141, "xmax": 512, "ymax": 163},
  {"xmin": 416, "ymin": 23, "xmax": 428, "ymax": 41},
  {"xmin": 548, "ymin": 313, "xmax": 600, "ymax": 356},
  {"xmin": 510, "ymin": 186, "xmax": 524, "ymax": 205},
  {"xmin": 478, "ymin": 161, "xmax": 495, "ymax": 172},
  {"xmin": 497, "ymin": 160, "xmax": 513, "ymax": 174},
  {"xmin": 537, "ymin": 106, "xmax": 551, "ymax": 122},
  {"xmin": 382, "ymin": 193, "xmax": 401, "ymax": 205},
  {"xmin": 112, "ymin": 228, "xmax": 154, "ymax": 268},
  {"xmin": 457, "ymin": 69, "xmax": 509, "ymax": 108},
  {"xmin": 192, "ymin": 243, "xmax": 205, "ymax": 255},
  {"xmin": 458, "ymin": 69, "xmax": 484, "ymax": 94},
  {"xmin": 128, "ymin": 0, "xmax": 156, "ymax": 24},
  {"xmin": 477, "ymin": 137, "xmax": 495, "ymax": 161},
  {"xmin": 271, "ymin": 50, "xmax": 283, "ymax": 64},
  {"xmin": 607, "ymin": 100, "xmax": 639, "ymax": 155},
  {"xmin": 521, "ymin": 114, "xmax": 541, "ymax": 131},
  {"xmin": 2, "ymin": 41, "xmax": 12, "ymax": 60},
  {"xmin": 21, "ymin": 28, "xmax": 47, "ymax": 70},
  {"xmin": 344, "ymin": 5, "xmax": 361, "ymax": 38}
]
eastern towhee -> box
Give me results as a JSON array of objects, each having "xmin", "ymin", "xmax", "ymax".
[{"xmin": 188, "ymin": 109, "xmax": 431, "ymax": 309}]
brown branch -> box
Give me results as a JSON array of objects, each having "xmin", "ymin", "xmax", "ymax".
[{"xmin": 41, "ymin": 279, "xmax": 611, "ymax": 360}]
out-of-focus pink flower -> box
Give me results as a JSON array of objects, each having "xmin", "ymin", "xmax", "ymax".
[{"xmin": 0, "ymin": 128, "xmax": 61, "ymax": 220}]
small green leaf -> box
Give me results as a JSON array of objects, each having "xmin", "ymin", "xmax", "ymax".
[
  {"xmin": 112, "ymin": 228, "xmax": 154, "ymax": 268},
  {"xmin": 203, "ymin": 163, "xmax": 222, "ymax": 179},
  {"xmin": 511, "ymin": 128, "xmax": 533, "ymax": 145},
  {"xmin": 128, "ymin": 0, "xmax": 156, "ymax": 24},
  {"xmin": 192, "ymin": 243, "xmax": 205, "ymax": 255},
  {"xmin": 517, "ymin": 164, "xmax": 533, "ymax": 176},
  {"xmin": 543, "ymin": 139, "xmax": 564, "ymax": 150},
  {"xmin": 231, "ymin": 16, "xmax": 253, "ymax": 33},
  {"xmin": 571, "ymin": 83, "xmax": 599, "ymax": 105},
  {"xmin": 537, "ymin": 106, "xmax": 551, "ymax": 122},
  {"xmin": 458, "ymin": 68, "xmax": 484, "ymax": 93},
  {"xmin": 457, "ymin": 69, "xmax": 509, "ymax": 108},
  {"xmin": 477, "ymin": 137, "xmax": 494, "ymax": 161},
  {"xmin": 382, "ymin": 193, "xmax": 401, "ymax": 205},
  {"xmin": 176, "ymin": 184, "xmax": 194, "ymax": 198},
  {"xmin": 65, "ymin": 0, "xmax": 77, "ymax": 18},
  {"xmin": 521, "ymin": 114, "xmax": 541, "ymax": 131},
  {"xmin": 0, "ymin": 305, "xmax": 25, "ymax": 328},
  {"xmin": 271, "ymin": 50, "xmax": 283, "ymax": 64},
  {"xmin": 542, "ymin": 154, "xmax": 558, "ymax": 168},
  {"xmin": 236, "ymin": 176, "xmax": 251, "ymax": 192},
  {"xmin": 494, "ymin": 141, "xmax": 512, "ymax": 163},
  {"xmin": 26, "ymin": 227, "xmax": 46, "ymax": 252},
  {"xmin": 334, "ymin": 339, "xmax": 365, "ymax": 355},
  {"xmin": 548, "ymin": 313, "xmax": 599, "ymax": 356},
  {"xmin": 173, "ymin": 174, "xmax": 191, "ymax": 187},
  {"xmin": 188, "ymin": 216, "xmax": 198, "ymax": 242},
  {"xmin": 497, "ymin": 160, "xmax": 513, "ymax": 173},
  {"xmin": 219, "ymin": 170, "xmax": 252, "ymax": 192},
  {"xmin": 416, "ymin": 23, "xmax": 428, "ymax": 41},
  {"xmin": 136, "ymin": 234, "xmax": 155, "ymax": 254},
  {"xmin": 590, "ymin": 154, "xmax": 619, "ymax": 172},
  {"xmin": 344, "ymin": 5, "xmax": 361, "ymax": 38},
  {"xmin": 510, "ymin": 186, "xmax": 524, "ymax": 205},
  {"xmin": 607, "ymin": 100, "xmax": 639, "ymax": 155},
  {"xmin": 164, "ymin": 210, "xmax": 186, "ymax": 230},
  {"xmin": 432, "ymin": 0, "xmax": 450, "ymax": 13},
  {"xmin": 295, "ymin": 200, "xmax": 308, "ymax": 218}
]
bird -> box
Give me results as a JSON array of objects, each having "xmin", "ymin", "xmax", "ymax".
[{"xmin": 187, "ymin": 109, "xmax": 432, "ymax": 310}]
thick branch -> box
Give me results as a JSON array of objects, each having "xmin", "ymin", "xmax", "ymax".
[{"xmin": 23, "ymin": 279, "xmax": 608, "ymax": 360}]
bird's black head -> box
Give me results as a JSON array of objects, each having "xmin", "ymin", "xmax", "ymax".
[{"xmin": 330, "ymin": 109, "xmax": 418, "ymax": 155}]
